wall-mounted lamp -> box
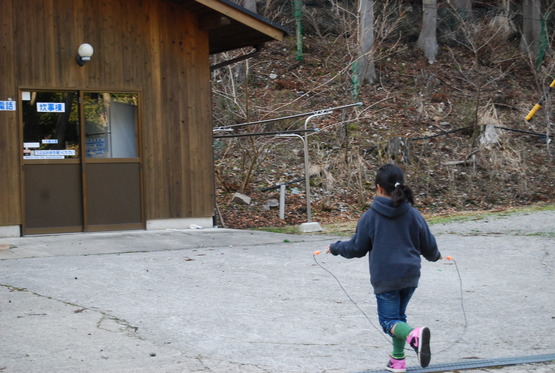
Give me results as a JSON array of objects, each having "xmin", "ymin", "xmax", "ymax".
[{"xmin": 76, "ymin": 43, "xmax": 94, "ymax": 66}]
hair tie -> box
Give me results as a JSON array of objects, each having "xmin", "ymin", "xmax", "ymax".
[{"xmin": 394, "ymin": 182, "xmax": 401, "ymax": 188}]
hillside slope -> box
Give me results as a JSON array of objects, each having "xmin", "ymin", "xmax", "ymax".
[{"xmin": 211, "ymin": 33, "xmax": 555, "ymax": 229}]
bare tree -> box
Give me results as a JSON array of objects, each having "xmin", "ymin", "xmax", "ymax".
[
  {"xmin": 452, "ymin": 0, "xmax": 471, "ymax": 9},
  {"xmin": 520, "ymin": 0, "xmax": 542, "ymax": 56},
  {"xmin": 521, "ymin": 0, "xmax": 555, "ymax": 159},
  {"xmin": 446, "ymin": 4, "xmax": 520, "ymax": 148},
  {"xmin": 500, "ymin": 0, "xmax": 511, "ymax": 15},
  {"xmin": 357, "ymin": 0, "xmax": 377, "ymax": 84},
  {"xmin": 417, "ymin": 0, "xmax": 439, "ymax": 64},
  {"xmin": 451, "ymin": 0, "xmax": 472, "ymax": 20}
]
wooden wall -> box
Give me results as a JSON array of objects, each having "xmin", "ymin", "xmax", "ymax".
[
  {"xmin": 0, "ymin": 0, "xmax": 215, "ymax": 226},
  {"xmin": 0, "ymin": 0, "xmax": 19, "ymax": 225}
]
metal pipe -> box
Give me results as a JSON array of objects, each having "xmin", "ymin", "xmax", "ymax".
[
  {"xmin": 215, "ymin": 103, "xmax": 364, "ymax": 224},
  {"xmin": 303, "ymin": 112, "xmax": 331, "ymax": 222},
  {"xmin": 526, "ymin": 78, "xmax": 555, "ymax": 121},
  {"xmin": 210, "ymin": 45, "xmax": 263, "ymax": 71},
  {"xmin": 260, "ymin": 177, "xmax": 305, "ymax": 192},
  {"xmin": 214, "ymin": 102, "xmax": 363, "ymax": 130},
  {"xmin": 275, "ymin": 133, "xmax": 308, "ymax": 218},
  {"xmin": 213, "ymin": 128, "xmax": 317, "ymax": 139}
]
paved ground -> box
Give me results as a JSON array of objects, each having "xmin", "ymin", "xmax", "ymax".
[{"xmin": 0, "ymin": 209, "xmax": 554, "ymax": 372}]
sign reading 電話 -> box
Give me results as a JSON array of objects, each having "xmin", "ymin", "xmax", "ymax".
[{"xmin": 0, "ymin": 101, "xmax": 16, "ymax": 111}]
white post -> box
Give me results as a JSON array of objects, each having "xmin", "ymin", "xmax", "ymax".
[
  {"xmin": 279, "ymin": 184, "xmax": 286, "ymax": 220},
  {"xmin": 303, "ymin": 125, "xmax": 312, "ymax": 222}
]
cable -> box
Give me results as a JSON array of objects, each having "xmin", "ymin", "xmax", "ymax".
[
  {"xmin": 408, "ymin": 127, "xmax": 470, "ymax": 142},
  {"xmin": 495, "ymin": 126, "xmax": 554, "ymax": 139},
  {"xmin": 434, "ymin": 256, "xmax": 468, "ymax": 355},
  {"xmin": 313, "ymin": 252, "xmax": 468, "ymax": 355},
  {"xmin": 312, "ymin": 253, "xmax": 391, "ymax": 345},
  {"xmin": 451, "ymin": 258, "xmax": 468, "ymax": 327}
]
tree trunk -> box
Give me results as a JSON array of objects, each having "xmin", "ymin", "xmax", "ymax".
[
  {"xmin": 358, "ymin": 0, "xmax": 376, "ymax": 84},
  {"xmin": 501, "ymin": 0, "xmax": 510, "ymax": 15},
  {"xmin": 387, "ymin": 137, "xmax": 410, "ymax": 163},
  {"xmin": 520, "ymin": 0, "xmax": 541, "ymax": 56},
  {"xmin": 417, "ymin": 0, "xmax": 438, "ymax": 64},
  {"xmin": 452, "ymin": 0, "xmax": 472, "ymax": 20},
  {"xmin": 233, "ymin": 1, "xmax": 257, "ymax": 84},
  {"xmin": 452, "ymin": 0, "xmax": 471, "ymax": 8},
  {"xmin": 243, "ymin": 0, "xmax": 257, "ymax": 13}
]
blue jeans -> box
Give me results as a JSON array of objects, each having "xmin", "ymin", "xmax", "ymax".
[{"xmin": 375, "ymin": 287, "xmax": 416, "ymax": 337}]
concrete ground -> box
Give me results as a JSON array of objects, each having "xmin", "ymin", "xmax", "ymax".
[{"xmin": 0, "ymin": 209, "xmax": 554, "ymax": 372}]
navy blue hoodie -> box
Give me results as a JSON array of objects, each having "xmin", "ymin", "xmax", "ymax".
[{"xmin": 329, "ymin": 196, "xmax": 441, "ymax": 294}]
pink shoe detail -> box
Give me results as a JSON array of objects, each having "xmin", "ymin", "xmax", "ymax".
[
  {"xmin": 407, "ymin": 327, "xmax": 431, "ymax": 368},
  {"xmin": 386, "ymin": 356, "xmax": 406, "ymax": 373}
]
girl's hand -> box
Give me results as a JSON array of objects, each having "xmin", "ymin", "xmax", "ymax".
[{"xmin": 325, "ymin": 245, "xmax": 331, "ymax": 254}]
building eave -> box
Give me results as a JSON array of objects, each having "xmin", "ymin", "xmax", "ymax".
[{"xmin": 171, "ymin": 0, "xmax": 289, "ymax": 54}]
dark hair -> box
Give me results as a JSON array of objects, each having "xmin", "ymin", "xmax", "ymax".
[{"xmin": 375, "ymin": 164, "xmax": 415, "ymax": 207}]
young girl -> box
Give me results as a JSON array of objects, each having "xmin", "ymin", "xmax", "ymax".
[{"xmin": 326, "ymin": 164, "xmax": 441, "ymax": 373}]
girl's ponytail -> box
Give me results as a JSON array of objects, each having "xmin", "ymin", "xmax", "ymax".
[
  {"xmin": 375, "ymin": 164, "xmax": 415, "ymax": 207},
  {"xmin": 390, "ymin": 182, "xmax": 415, "ymax": 207}
]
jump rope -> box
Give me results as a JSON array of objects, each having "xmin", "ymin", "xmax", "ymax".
[{"xmin": 312, "ymin": 251, "xmax": 468, "ymax": 354}]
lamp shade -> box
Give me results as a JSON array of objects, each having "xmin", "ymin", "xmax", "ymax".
[{"xmin": 78, "ymin": 43, "xmax": 94, "ymax": 60}]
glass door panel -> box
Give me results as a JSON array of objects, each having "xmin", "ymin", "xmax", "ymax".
[
  {"xmin": 83, "ymin": 93, "xmax": 139, "ymax": 159},
  {"xmin": 22, "ymin": 91, "xmax": 80, "ymax": 160}
]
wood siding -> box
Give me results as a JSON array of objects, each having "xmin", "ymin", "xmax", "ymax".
[
  {"xmin": 0, "ymin": 0, "xmax": 215, "ymax": 225},
  {"xmin": 0, "ymin": 0, "xmax": 19, "ymax": 225}
]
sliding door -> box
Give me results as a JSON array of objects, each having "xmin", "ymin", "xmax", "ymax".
[{"xmin": 21, "ymin": 90, "xmax": 143, "ymax": 235}]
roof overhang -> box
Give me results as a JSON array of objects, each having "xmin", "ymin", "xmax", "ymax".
[{"xmin": 170, "ymin": 0, "xmax": 289, "ymax": 54}]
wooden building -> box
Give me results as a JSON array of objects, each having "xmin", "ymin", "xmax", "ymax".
[{"xmin": 0, "ymin": 0, "xmax": 287, "ymax": 237}]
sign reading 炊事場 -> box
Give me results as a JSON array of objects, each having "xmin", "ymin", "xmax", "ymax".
[{"xmin": 37, "ymin": 102, "xmax": 65, "ymax": 113}]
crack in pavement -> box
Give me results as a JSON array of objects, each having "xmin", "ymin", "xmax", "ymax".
[{"xmin": 1, "ymin": 283, "xmax": 143, "ymax": 340}]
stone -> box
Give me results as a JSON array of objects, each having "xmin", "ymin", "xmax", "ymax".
[
  {"xmin": 232, "ymin": 193, "xmax": 251, "ymax": 205},
  {"xmin": 299, "ymin": 222, "xmax": 323, "ymax": 233},
  {"xmin": 263, "ymin": 199, "xmax": 279, "ymax": 210}
]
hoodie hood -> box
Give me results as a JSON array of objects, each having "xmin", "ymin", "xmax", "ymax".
[{"xmin": 370, "ymin": 196, "xmax": 411, "ymax": 218}]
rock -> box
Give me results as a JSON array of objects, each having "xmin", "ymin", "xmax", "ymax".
[
  {"xmin": 232, "ymin": 193, "xmax": 251, "ymax": 205},
  {"xmin": 479, "ymin": 124, "xmax": 499, "ymax": 145},
  {"xmin": 299, "ymin": 222, "xmax": 323, "ymax": 233},
  {"xmin": 263, "ymin": 199, "xmax": 279, "ymax": 210}
]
